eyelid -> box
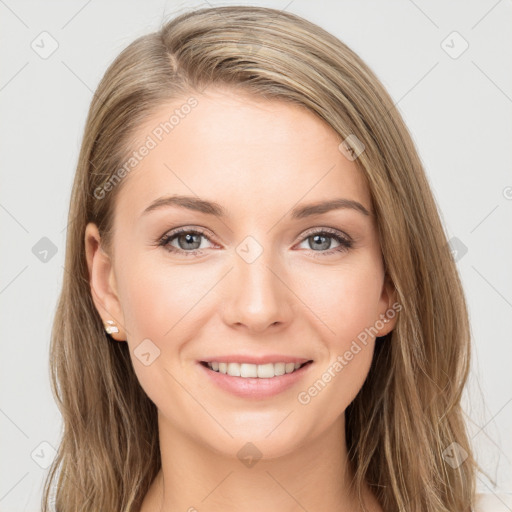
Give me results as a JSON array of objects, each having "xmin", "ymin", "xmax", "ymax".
[
  {"xmin": 295, "ymin": 225, "xmax": 352, "ymax": 244},
  {"xmin": 157, "ymin": 224, "xmax": 354, "ymax": 259},
  {"xmin": 158, "ymin": 225, "xmax": 352, "ymax": 246},
  {"xmin": 159, "ymin": 225, "xmax": 215, "ymax": 242}
]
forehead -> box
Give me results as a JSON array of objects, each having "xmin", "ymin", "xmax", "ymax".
[{"xmin": 114, "ymin": 88, "xmax": 372, "ymax": 222}]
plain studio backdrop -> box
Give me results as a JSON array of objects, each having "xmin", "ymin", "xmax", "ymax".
[{"xmin": 0, "ymin": 1, "xmax": 511, "ymax": 510}]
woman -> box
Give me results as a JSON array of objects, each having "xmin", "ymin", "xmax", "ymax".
[{"xmin": 42, "ymin": 6, "xmax": 479, "ymax": 511}]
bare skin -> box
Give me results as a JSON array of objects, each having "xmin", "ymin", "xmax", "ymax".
[{"xmin": 85, "ymin": 87, "xmax": 395, "ymax": 511}]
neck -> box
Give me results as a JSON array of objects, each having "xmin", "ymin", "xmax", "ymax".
[{"xmin": 140, "ymin": 411, "xmax": 381, "ymax": 512}]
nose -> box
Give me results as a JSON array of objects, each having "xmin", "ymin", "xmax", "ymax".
[{"xmin": 221, "ymin": 245, "xmax": 293, "ymax": 333}]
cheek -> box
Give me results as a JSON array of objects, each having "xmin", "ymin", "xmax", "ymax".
[
  {"xmin": 114, "ymin": 252, "xmax": 222, "ymax": 387},
  {"xmin": 117, "ymin": 247, "xmax": 385, "ymax": 352},
  {"xmin": 294, "ymin": 259, "xmax": 383, "ymax": 409},
  {"xmin": 302, "ymin": 257, "xmax": 385, "ymax": 344},
  {"xmin": 115, "ymin": 249, "xmax": 209, "ymax": 336},
  {"xmin": 113, "ymin": 255, "xmax": 210, "ymax": 400}
]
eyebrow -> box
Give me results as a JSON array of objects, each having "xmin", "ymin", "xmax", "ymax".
[{"xmin": 141, "ymin": 195, "xmax": 372, "ymax": 219}]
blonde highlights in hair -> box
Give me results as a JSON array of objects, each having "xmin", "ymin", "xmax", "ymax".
[{"xmin": 43, "ymin": 6, "xmax": 478, "ymax": 511}]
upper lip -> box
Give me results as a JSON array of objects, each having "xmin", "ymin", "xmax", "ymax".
[{"xmin": 200, "ymin": 355, "xmax": 313, "ymax": 365}]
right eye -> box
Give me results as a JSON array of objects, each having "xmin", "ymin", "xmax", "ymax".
[{"xmin": 158, "ymin": 228, "xmax": 215, "ymax": 256}]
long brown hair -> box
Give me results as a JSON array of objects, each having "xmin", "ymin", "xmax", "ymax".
[{"xmin": 42, "ymin": 6, "xmax": 480, "ymax": 511}]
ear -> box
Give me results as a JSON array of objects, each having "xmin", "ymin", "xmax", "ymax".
[
  {"xmin": 375, "ymin": 273, "xmax": 399, "ymax": 337},
  {"xmin": 84, "ymin": 222, "xmax": 126, "ymax": 342}
]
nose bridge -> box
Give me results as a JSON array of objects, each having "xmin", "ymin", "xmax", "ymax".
[{"xmin": 223, "ymin": 234, "xmax": 290, "ymax": 330}]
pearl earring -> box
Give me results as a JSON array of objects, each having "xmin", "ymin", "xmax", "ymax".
[{"xmin": 104, "ymin": 320, "xmax": 119, "ymax": 334}]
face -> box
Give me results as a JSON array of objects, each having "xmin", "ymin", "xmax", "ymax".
[{"xmin": 85, "ymin": 87, "xmax": 397, "ymax": 459}]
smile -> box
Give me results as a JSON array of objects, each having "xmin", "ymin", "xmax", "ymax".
[
  {"xmin": 202, "ymin": 361, "xmax": 312, "ymax": 378},
  {"xmin": 198, "ymin": 359, "xmax": 314, "ymax": 399}
]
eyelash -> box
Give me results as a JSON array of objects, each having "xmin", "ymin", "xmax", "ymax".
[{"xmin": 157, "ymin": 226, "xmax": 353, "ymax": 258}]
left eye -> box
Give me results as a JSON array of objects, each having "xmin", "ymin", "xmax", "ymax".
[
  {"xmin": 297, "ymin": 232, "xmax": 352, "ymax": 254},
  {"xmin": 159, "ymin": 229, "xmax": 212, "ymax": 253},
  {"xmin": 158, "ymin": 228, "xmax": 352, "ymax": 257}
]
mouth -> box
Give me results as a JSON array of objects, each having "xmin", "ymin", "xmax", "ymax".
[
  {"xmin": 198, "ymin": 358, "xmax": 314, "ymax": 399},
  {"xmin": 199, "ymin": 360, "xmax": 314, "ymax": 379}
]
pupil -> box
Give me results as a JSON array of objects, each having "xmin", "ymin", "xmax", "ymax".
[
  {"xmin": 312, "ymin": 234, "xmax": 329, "ymax": 250},
  {"xmin": 179, "ymin": 233, "xmax": 201, "ymax": 250}
]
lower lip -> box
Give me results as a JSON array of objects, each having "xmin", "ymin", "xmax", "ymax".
[{"xmin": 198, "ymin": 361, "xmax": 314, "ymax": 399}]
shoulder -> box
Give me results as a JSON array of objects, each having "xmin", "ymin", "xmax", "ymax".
[{"xmin": 474, "ymin": 493, "xmax": 512, "ymax": 511}]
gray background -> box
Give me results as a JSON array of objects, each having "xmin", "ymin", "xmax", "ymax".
[{"xmin": 1, "ymin": 0, "xmax": 511, "ymax": 510}]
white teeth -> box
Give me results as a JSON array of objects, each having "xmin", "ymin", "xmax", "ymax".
[
  {"xmin": 274, "ymin": 362, "xmax": 285, "ymax": 376},
  {"xmin": 206, "ymin": 361, "xmax": 307, "ymax": 378},
  {"xmin": 257, "ymin": 363, "xmax": 274, "ymax": 378},
  {"xmin": 227, "ymin": 362, "xmax": 240, "ymax": 376},
  {"xmin": 240, "ymin": 363, "xmax": 258, "ymax": 378},
  {"xmin": 285, "ymin": 362, "xmax": 295, "ymax": 373}
]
